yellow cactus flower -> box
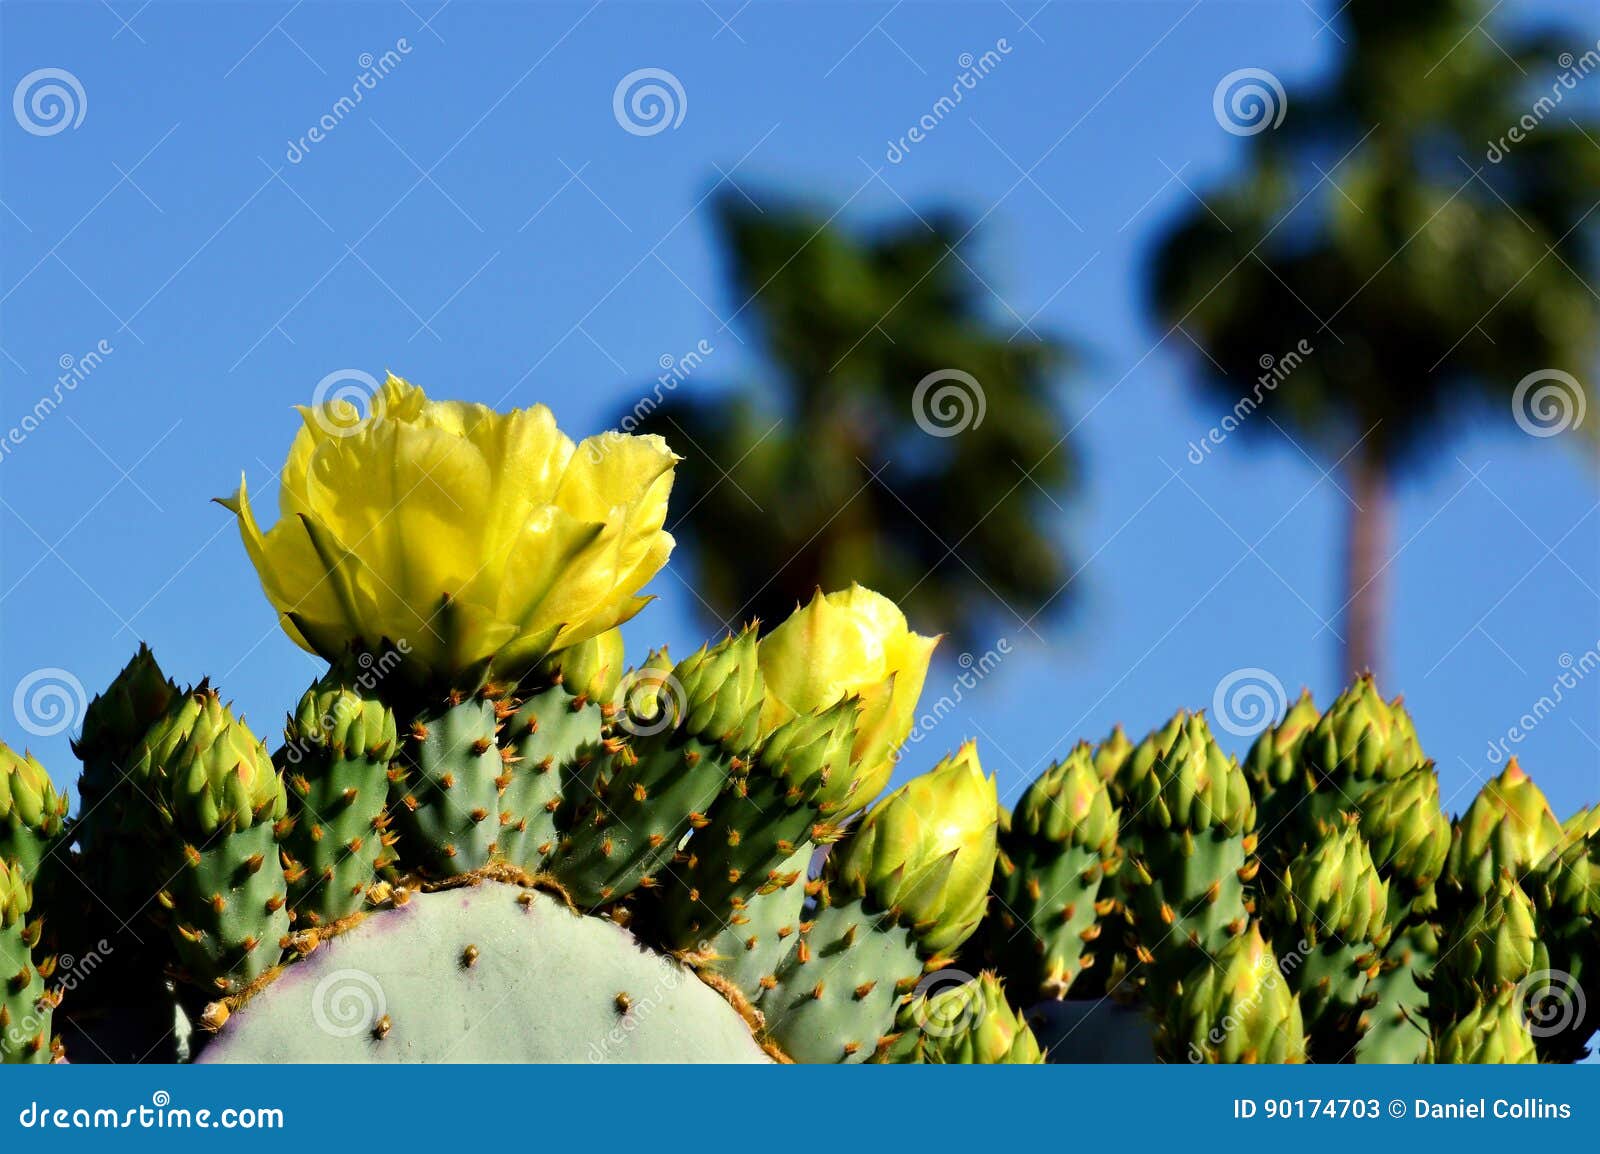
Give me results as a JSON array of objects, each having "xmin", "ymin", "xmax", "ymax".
[
  {"xmin": 221, "ymin": 374, "xmax": 676, "ymax": 684},
  {"xmin": 756, "ymin": 584, "xmax": 938, "ymax": 811}
]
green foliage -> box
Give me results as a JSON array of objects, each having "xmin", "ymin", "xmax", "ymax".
[{"xmin": 625, "ymin": 194, "xmax": 1076, "ymax": 648}]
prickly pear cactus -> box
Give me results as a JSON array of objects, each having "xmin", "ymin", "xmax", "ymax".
[
  {"xmin": 12, "ymin": 377, "xmax": 1598, "ymax": 1066},
  {"xmin": 196, "ymin": 882, "xmax": 771, "ymax": 1063}
]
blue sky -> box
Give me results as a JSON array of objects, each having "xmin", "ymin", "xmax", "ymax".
[{"xmin": 2, "ymin": 0, "xmax": 1597, "ymax": 827}]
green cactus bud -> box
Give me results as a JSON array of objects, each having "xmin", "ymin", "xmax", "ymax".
[
  {"xmin": 1161, "ymin": 923, "xmax": 1307, "ymax": 1064},
  {"xmin": 1125, "ymin": 711, "xmax": 1253, "ymax": 836},
  {"xmin": 0, "ymin": 743, "xmax": 66, "ymax": 879},
  {"xmin": 1301, "ymin": 676, "xmax": 1423, "ymax": 791},
  {"xmin": 1434, "ymin": 987, "xmax": 1537, "ymax": 1064},
  {"xmin": 913, "ymin": 973, "xmax": 1045, "ymax": 1064},
  {"xmin": 288, "ymin": 670, "xmax": 401, "ymax": 764},
  {"xmin": 1013, "ymin": 742, "xmax": 1119, "ymax": 856},
  {"xmin": 1243, "ymin": 688, "xmax": 1318, "ymax": 795},
  {"xmin": 1359, "ymin": 766, "xmax": 1450, "ymax": 901},
  {"xmin": 150, "ymin": 689, "xmax": 285, "ymax": 835},
  {"xmin": 1436, "ymin": 873, "xmax": 1542, "ymax": 1004},
  {"xmin": 1266, "ymin": 817, "xmax": 1391, "ymax": 1057},
  {"xmin": 676, "ymin": 628, "xmax": 765, "ymax": 750},
  {"xmin": 761, "ymin": 698, "xmax": 862, "ymax": 823},
  {"xmin": 1272, "ymin": 818, "xmax": 1390, "ymax": 947},
  {"xmin": 0, "ymin": 857, "xmax": 29, "ymax": 929},
  {"xmin": 829, "ymin": 742, "xmax": 998, "ymax": 959},
  {"xmin": 662, "ymin": 701, "xmax": 857, "ymax": 948},
  {"xmin": 127, "ymin": 689, "xmax": 290, "ymax": 992},
  {"xmin": 1092, "ymin": 724, "xmax": 1132, "ymax": 786},
  {"xmin": 1118, "ymin": 712, "xmax": 1256, "ymax": 988},
  {"xmin": 280, "ymin": 668, "xmax": 401, "ymax": 925},
  {"xmin": 1444, "ymin": 759, "xmax": 1562, "ymax": 901},
  {"xmin": 537, "ymin": 627, "xmax": 626, "ymax": 703},
  {"xmin": 1109, "ymin": 709, "xmax": 1183, "ymax": 806},
  {"xmin": 1526, "ymin": 807, "xmax": 1600, "ymax": 1060},
  {"xmin": 73, "ymin": 642, "xmax": 179, "ymax": 768},
  {"xmin": 983, "ymin": 742, "xmax": 1120, "ymax": 999}
]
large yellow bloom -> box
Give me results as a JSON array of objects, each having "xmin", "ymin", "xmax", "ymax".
[
  {"xmin": 757, "ymin": 584, "xmax": 938, "ymax": 812},
  {"xmin": 222, "ymin": 374, "xmax": 676, "ymax": 684}
]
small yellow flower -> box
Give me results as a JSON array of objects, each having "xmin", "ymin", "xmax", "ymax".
[
  {"xmin": 756, "ymin": 585, "xmax": 938, "ymax": 811},
  {"xmin": 221, "ymin": 374, "xmax": 676, "ymax": 684}
]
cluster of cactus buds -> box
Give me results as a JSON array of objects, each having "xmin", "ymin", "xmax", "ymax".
[
  {"xmin": 4, "ymin": 377, "xmax": 1595, "ymax": 1065},
  {"xmin": 985, "ymin": 672, "xmax": 1597, "ymax": 1065}
]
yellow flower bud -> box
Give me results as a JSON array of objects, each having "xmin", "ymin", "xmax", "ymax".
[{"xmin": 757, "ymin": 585, "xmax": 938, "ymax": 812}]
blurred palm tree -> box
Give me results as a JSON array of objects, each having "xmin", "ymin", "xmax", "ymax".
[
  {"xmin": 629, "ymin": 192, "xmax": 1077, "ymax": 649},
  {"xmin": 1152, "ymin": 0, "xmax": 1598, "ymax": 680}
]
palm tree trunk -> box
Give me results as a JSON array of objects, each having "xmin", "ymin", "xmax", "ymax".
[{"xmin": 1343, "ymin": 447, "xmax": 1390, "ymax": 682}]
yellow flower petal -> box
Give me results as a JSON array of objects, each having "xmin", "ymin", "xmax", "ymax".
[{"xmin": 225, "ymin": 376, "xmax": 677, "ymax": 685}]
